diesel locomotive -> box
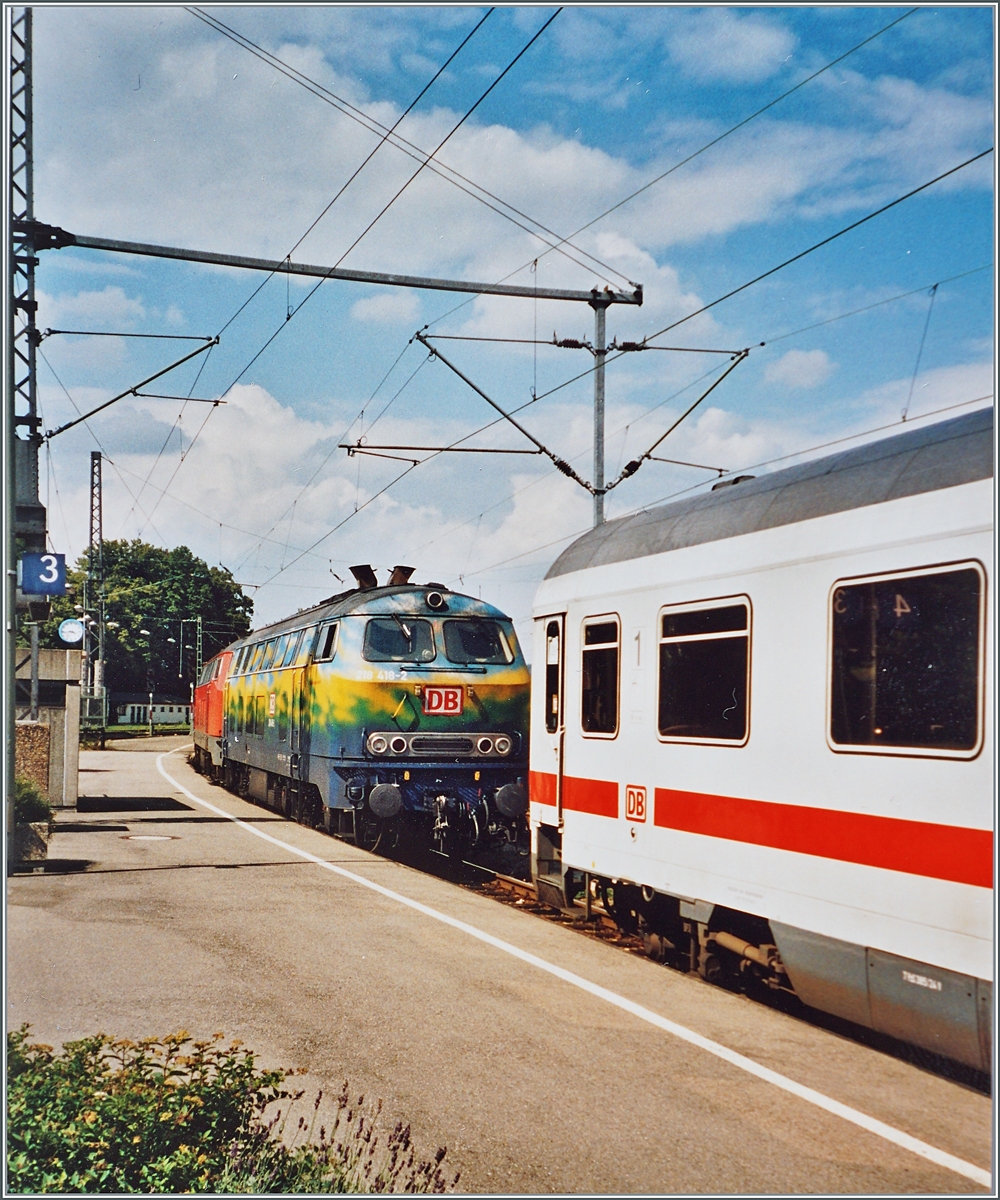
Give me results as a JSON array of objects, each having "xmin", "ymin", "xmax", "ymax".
[{"xmin": 194, "ymin": 566, "xmax": 530, "ymax": 864}]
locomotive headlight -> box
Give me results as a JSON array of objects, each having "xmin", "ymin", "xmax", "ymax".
[
  {"xmin": 390, "ymin": 736, "xmax": 408, "ymax": 754},
  {"xmin": 494, "ymin": 735, "xmax": 512, "ymax": 756},
  {"xmin": 368, "ymin": 734, "xmax": 388, "ymax": 754},
  {"xmin": 477, "ymin": 736, "xmax": 493, "ymax": 754}
]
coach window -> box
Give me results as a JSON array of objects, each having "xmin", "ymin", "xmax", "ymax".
[
  {"xmin": 830, "ymin": 563, "xmax": 983, "ymax": 756},
  {"xmin": 581, "ymin": 618, "xmax": 619, "ymax": 736},
  {"xmin": 314, "ymin": 622, "xmax": 339, "ymax": 662},
  {"xmin": 545, "ymin": 621, "xmax": 561, "ymax": 733},
  {"xmin": 658, "ymin": 599, "xmax": 750, "ymax": 744}
]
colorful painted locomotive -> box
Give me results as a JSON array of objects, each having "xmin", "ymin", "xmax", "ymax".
[{"xmin": 194, "ymin": 567, "xmax": 530, "ymax": 864}]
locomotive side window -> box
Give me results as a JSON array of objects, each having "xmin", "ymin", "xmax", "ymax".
[
  {"xmin": 545, "ymin": 621, "xmax": 561, "ymax": 733},
  {"xmin": 248, "ymin": 643, "xmax": 266, "ymax": 673},
  {"xmin": 830, "ymin": 564, "xmax": 983, "ymax": 754},
  {"xmin": 658, "ymin": 599, "xmax": 750, "ymax": 743},
  {"xmin": 271, "ymin": 634, "xmax": 290, "ymax": 668},
  {"xmin": 280, "ymin": 630, "xmax": 303, "ymax": 667},
  {"xmin": 581, "ymin": 618, "xmax": 619, "ymax": 736},
  {"xmin": 295, "ymin": 626, "xmax": 319, "ymax": 664},
  {"xmin": 260, "ymin": 638, "xmax": 280, "ymax": 671},
  {"xmin": 314, "ymin": 622, "xmax": 339, "ymax": 662},
  {"xmin": 363, "ymin": 618, "xmax": 435, "ymax": 662},
  {"xmin": 443, "ymin": 620, "xmax": 513, "ymax": 665}
]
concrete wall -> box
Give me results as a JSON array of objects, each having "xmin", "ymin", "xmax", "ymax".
[{"xmin": 15, "ymin": 648, "xmax": 81, "ymax": 809}]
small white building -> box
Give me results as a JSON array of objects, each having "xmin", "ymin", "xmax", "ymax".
[{"xmin": 113, "ymin": 693, "xmax": 191, "ymax": 726}]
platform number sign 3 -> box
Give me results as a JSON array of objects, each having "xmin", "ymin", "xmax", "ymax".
[
  {"xmin": 19, "ymin": 553, "xmax": 66, "ymax": 595},
  {"xmin": 422, "ymin": 686, "xmax": 463, "ymax": 715},
  {"xmin": 625, "ymin": 785, "xmax": 647, "ymax": 823}
]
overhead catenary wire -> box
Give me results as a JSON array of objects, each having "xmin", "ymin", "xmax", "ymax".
[
  {"xmin": 502, "ymin": 148, "xmax": 994, "ymax": 409},
  {"xmin": 187, "ymin": 6, "xmax": 631, "ymax": 290},
  {"xmin": 414, "ymin": 7, "xmax": 923, "ymax": 338},
  {"xmin": 37, "ymin": 347, "xmax": 172, "ymax": 547},
  {"xmin": 201, "ymin": 6, "xmax": 499, "ymax": 340},
  {"xmin": 901, "ymin": 284, "xmax": 939, "ymax": 422},
  {"xmin": 455, "ymin": 394, "xmax": 993, "ymax": 585},
  {"xmin": 122, "ymin": 9, "xmax": 500, "ymax": 549},
  {"xmin": 43, "ymin": 338, "xmax": 218, "ymax": 439}
]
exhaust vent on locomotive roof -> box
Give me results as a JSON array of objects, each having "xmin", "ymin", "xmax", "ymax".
[
  {"xmin": 389, "ymin": 565, "xmax": 415, "ymax": 586},
  {"xmin": 350, "ymin": 564, "xmax": 379, "ymax": 590}
]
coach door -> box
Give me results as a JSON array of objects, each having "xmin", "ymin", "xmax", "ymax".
[{"xmin": 542, "ymin": 614, "xmax": 566, "ymax": 823}]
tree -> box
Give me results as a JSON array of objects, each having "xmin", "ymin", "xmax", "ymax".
[{"xmin": 35, "ymin": 540, "xmax": 253, "ymax": 694}]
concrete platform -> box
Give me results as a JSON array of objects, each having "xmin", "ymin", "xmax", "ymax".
[{"xmin": 7, "ymin": 744, "xmax": 992, "ymax": 1194}]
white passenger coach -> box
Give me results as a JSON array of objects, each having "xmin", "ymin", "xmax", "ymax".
[{"xmin": 530, "ymin": 407, "xmax": 993, "ymax": 1072}]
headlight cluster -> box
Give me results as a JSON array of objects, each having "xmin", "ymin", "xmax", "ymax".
[
  {"xmin": 367, "ymin": 733, "xmax": 408, "ymax": 754},
  {"xmin": 366, "ymin": 731, "xmax": 513, "ymax": 756},
  {"xmin": 477, "ymin": 735, "xmax": 513, "ymax": 755}
]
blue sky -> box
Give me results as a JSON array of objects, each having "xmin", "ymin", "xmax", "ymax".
[{"xmin": 30, "ymin": 5, "xmax": 994, "ymax": 645}]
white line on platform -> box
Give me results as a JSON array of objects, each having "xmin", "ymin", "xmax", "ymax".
[{"xmin": 158, "ymin": 750, "xmax": 990, "ymax": 1189}]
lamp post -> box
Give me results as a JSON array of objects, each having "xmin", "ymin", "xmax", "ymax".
[{"xmin": 139, "ymin": 629, "xmax": 152, "ymax": 736}]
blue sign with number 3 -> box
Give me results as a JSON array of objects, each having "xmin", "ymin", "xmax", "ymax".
[{"xmin": 20, "ymin": 553, "xmax": 66, "ymax": 595}]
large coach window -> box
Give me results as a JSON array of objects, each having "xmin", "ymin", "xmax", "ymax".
[
  {"xmin": 658, "ymin": 600, "xmax": 750, "ymax": 743},
  {"xmin": 582, "ymin": 618, "xmax": 619, "ymax": 736},
  {"xmin": 830, "ymin": 564, "xmax": 983, "ymax": 754}
]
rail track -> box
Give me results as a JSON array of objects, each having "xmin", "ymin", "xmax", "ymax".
[{"xmin": 203, "ymin": 755, "xmax": 989, "ymax": 1095}]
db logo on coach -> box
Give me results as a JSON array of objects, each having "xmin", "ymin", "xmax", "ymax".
[
  {"xmin": 422, "ymin": 686, "xmax": 463, "ymax": 715},
  {"xmin": 625, "ymin": 785, "xmax": 647, "ymax": 822}
]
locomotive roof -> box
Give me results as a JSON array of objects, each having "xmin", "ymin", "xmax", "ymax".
[
  {"xmin": 240, "ymin": 585, "xmax": 511, "ymax": 644},
  {"xmin": 546, "ymin": 406, "xmax": 994, "ymax": 579}
]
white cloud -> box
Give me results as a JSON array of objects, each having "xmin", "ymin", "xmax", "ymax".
[
  {"xmin": 669, "ymin": 10, "xmax": 797, "ymax": 83},
  {"xmin": 351, "ymin": 290, "xmax": 420, "ymax": 324},
  {"xmin": 38, "ymin": 285, "xmax": 145, "ymax": 330},
  {"xmin": 765, "ymin": 349, "xmax": 836, "ymax": 388}
]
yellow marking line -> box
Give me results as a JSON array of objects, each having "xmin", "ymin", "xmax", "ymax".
[{"xmin": 158, "ymin": 750, "xmax": 990, "ymax": 1189}]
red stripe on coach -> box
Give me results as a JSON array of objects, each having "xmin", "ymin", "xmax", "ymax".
[
  {"xmin": 529, "ymin": 771, "xmax": 556, "ymax": 808},
  {"xmin": 563, "ymin": 776, "xmax": 618, "ymax": 818},
  {"xmin": 654, "ymin": 788, "xmax": 993, "ymax": 889}
]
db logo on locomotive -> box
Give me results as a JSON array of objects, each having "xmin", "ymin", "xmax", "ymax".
[{"xmin": 422, "ymin": 686, "xmax": 463, "ymax": 715}]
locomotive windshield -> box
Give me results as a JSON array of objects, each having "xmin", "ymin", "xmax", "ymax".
[
  {"xmin": 363, "ymin": 617, "xmax": 436, "ymax": 662},
  {"xmin": 443, "ymin": 619, "xmax": 513, "ymax": 665}
]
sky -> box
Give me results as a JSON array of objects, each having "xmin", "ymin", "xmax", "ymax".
[{"xmin": 27, "ymin": 4, "xmax": 995, "ymax": 654}]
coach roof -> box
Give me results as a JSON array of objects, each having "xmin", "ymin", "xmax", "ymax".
[{"xmin": 546, "ymin": 406, "xmax": 994, "ymax": 579}]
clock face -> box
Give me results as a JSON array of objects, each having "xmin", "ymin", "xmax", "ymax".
[{"xmin": 58, "ymin": 618, "xmax": 85, "ymax": 644}]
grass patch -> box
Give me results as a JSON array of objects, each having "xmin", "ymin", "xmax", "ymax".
[
  {"xmin": 13, "ymin": 778, "xmax": 53, "ymax": 826},
  {"xmin": 7, "ymin": 1027, "xmax": 458, "ymax": 1194}
]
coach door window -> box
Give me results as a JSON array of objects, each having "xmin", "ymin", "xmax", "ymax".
[
  {"xmin": 581, "ymin": 618, "xmax": 619, "ymax": 736},
  {"xmin": 658, "ymin": 599, "xmax": 750, "ymax": 744},
  {"xmin": 545, "ymin": 621, "xmax": 562, "ymax": 733},
  {"xmin": 830, "ymin": 564, "xmax": 983, "ymax": 756}
]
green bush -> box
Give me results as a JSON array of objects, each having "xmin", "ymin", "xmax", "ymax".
[
  {"xmin": 6, "ymin": 1027, "xmax": 458, "ymax": 1194},
  {"xmin": 13, "ymin": 778, "xmax": 53, "ymax": 826}
]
